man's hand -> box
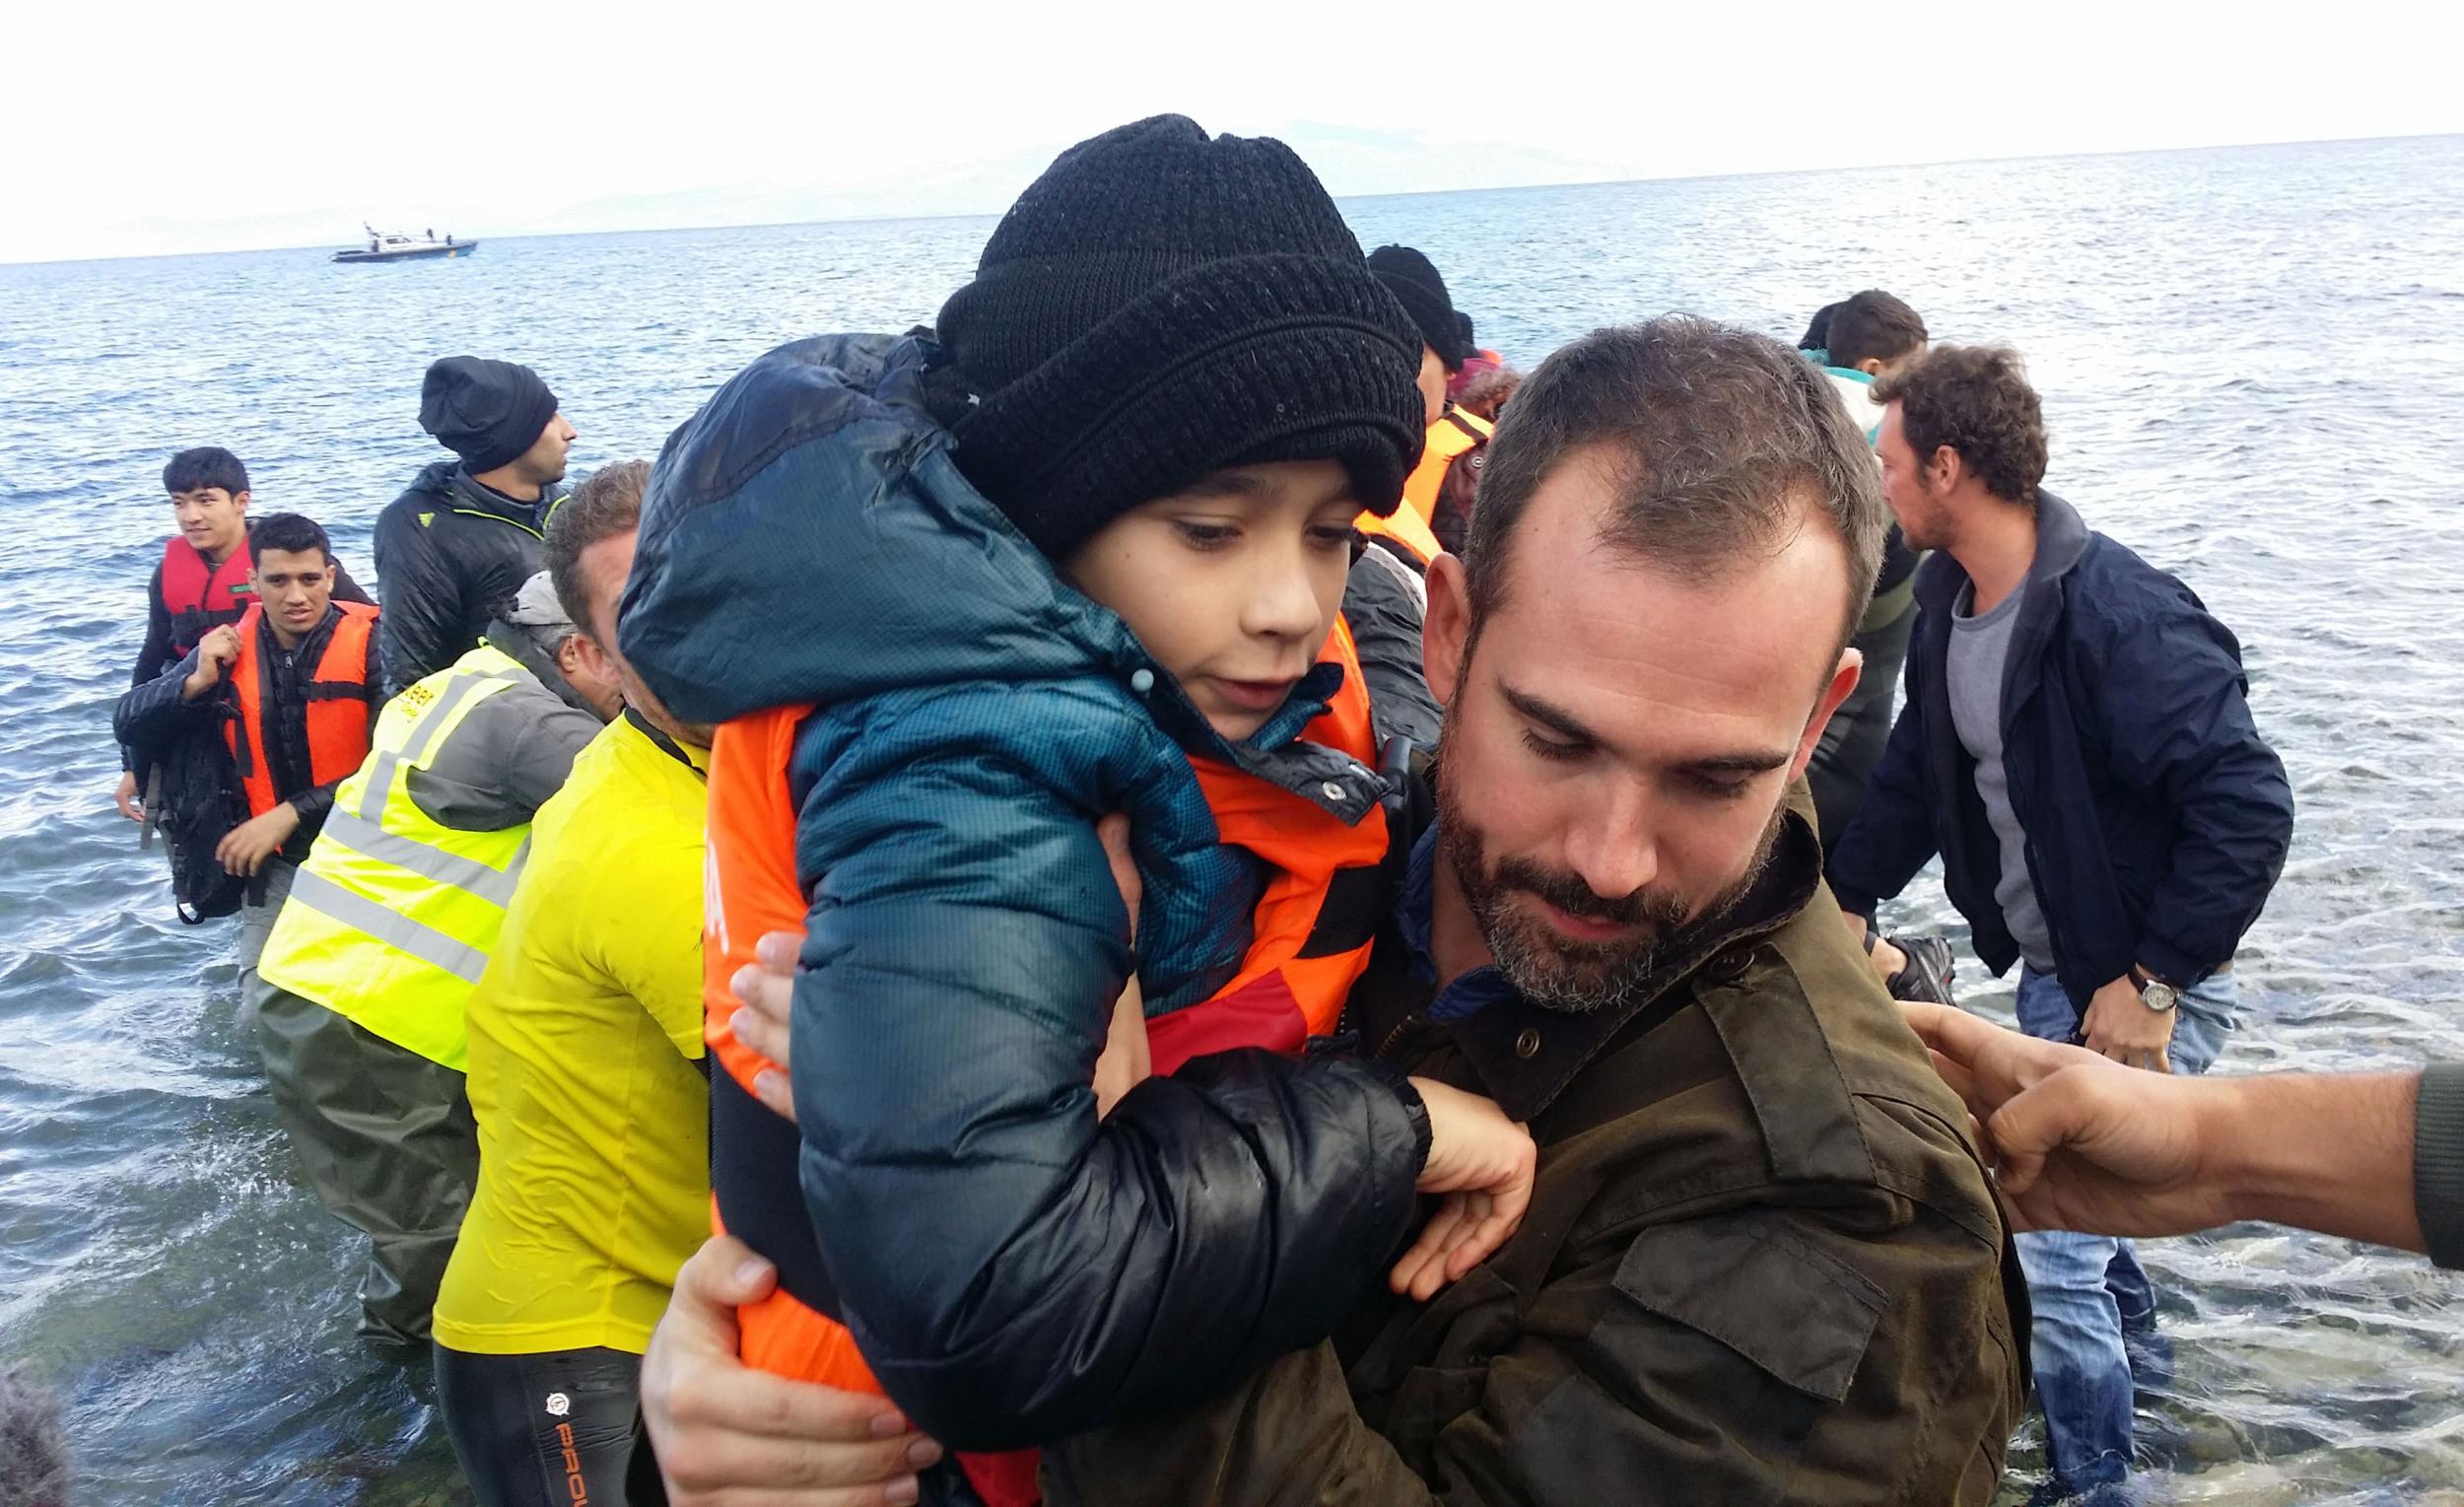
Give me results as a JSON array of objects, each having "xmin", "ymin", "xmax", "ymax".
[
  {"xmin": 182, "ymin": 625, "xmax": 242, "ymax": 701},
  {"xmin": 2080, "ymin": 972, "xmax": 2175, "ymax": 1072},
  {"xmin": 114, "ymin": 770, "xmax": 143, "ymax": 821},
  {"xmin": 1899, "ymin": 1000, "xmax": 2230, "ymax": 1237},
  {"xmin": 728, "ymin": 813, "xmax": 1152, "ymax": 1124},
  {"xmin": 643, "ymin": 1235, "xmax": 942, "ymax": 1506},
  {"xmin": 216, "ymin": 801, "xmax": 300, "ymax": 876},
  {"xmin": 1840, "ymin": 911, "xmax": 1905, "ymax": 984},
  {"xmin": 1390, "ymin": 1079, "xmax": 1536, "ymax": 1301}
]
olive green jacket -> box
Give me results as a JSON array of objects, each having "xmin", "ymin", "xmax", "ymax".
[{"xmin": 1047, "ymin": 797, "xmax": 2027, "ymax": 1505}]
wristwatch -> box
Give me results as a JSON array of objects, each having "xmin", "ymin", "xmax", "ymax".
[{"xmin": 2132, "ymin": 966, "xmax": 2179, "ymax": 1013}]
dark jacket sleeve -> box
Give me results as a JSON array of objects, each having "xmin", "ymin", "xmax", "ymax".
[
  {"xmin": 1824, "ymin": 679, "xmax": 1939, "ymax": 919},
  {"xmin": 788, "ymin": 718, "xmax": 1430, "ymax": 1450},
  {"xmin": 2418, "ymin": 1062, "xmax": 2464, "ymax": 1270},
  {"xmin": 132, "ymin": 560, "xmax": 173, "ymax": 690},
  {"xmin": 113, "ymin": 649, "xmax": 216, "ymax": 761},
  {"xmin": 331, "ymin": 559, "xmax": 376, "ymax": 607},
  {"xmin": 373, "ymin": 505, "xmax": 465, "ymax": 695},
  {"xmin": 1344, "ymin": 547, "xmax": 1440, "ymax": 751},
  {"xmin": 1047, "ymin": 1185, "xmax": 2019, "ymax": 1506},
  {"xmin": 2088, "ymin": 602, "xmax": 2294, "ymax": 984}
]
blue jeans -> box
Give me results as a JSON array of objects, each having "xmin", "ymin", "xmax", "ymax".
[{"xmin": 2012, "ymin": 965, "xmax": 2238, "ymax": 1491}]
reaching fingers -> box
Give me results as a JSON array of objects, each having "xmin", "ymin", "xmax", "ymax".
[
  {"xmin": 1095, "ymin": 812, "xmax": 1142, "ymax": 933},
  {"xmin": 749, "ymin": 1065, "xmax": 796, "ymax": 1121},
  {"xmin": 1390, "ymin": 1195, "xmax": 1472, "ymax": 1298},
  {"xmin": 754, "ymin": 929, "xmax": 800, "ymax": 978}
]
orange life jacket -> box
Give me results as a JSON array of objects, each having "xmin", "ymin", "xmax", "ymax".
[
  {"xmin": 1354, "ymin": 407, "xmax": 1491, "ymax": 566},
  {"xmin": 224, "ymin": 601, "xmax": 380, "ymax": 817},
  {"xmin": 159, "ymin": 535, "xmax": 256, "ymax": 655},
  {"xmin": 700, "ymin": 617, "xmax": 1394, "ymax": 1504}
]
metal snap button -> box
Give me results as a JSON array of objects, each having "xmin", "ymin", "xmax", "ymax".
[
  {"xmin": 1320, "ymin": 781, "xmax": 1347, "ymax": 801},
  {"xmin": 1514, "ymin": 1027, "xmax": 1541, "ymax": 1059}
]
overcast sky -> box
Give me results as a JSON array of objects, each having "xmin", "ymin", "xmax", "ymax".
[{"xmin": 10, "ymin": 0, "xmax": 2459, "ymax": 264}]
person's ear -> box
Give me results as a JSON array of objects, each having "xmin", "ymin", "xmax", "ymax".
[
  {"xmin": 233, "ymin": 490, "xmax": 250, "ymax": 514},
  {"xmin": 566, "ymin": 632, "xmax": 615, "ymax": 686},
  {"xmin": 1789, "ymin": 649, "xmax": 1864, "ymax": 783},
  {"xmin": 1856, "ymin": 358, "xmax": 1884, "ymax": 377},
  {"xmin": 1929, "ymin": 445, "xmax": 1961, "ymax": 493},
  {"xmin": 1423, "ymin": 552, "xmax": 1472, "ymax": 709}
]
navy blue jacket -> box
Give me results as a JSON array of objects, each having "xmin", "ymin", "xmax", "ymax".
[
  {"xmin": 1826, "ymin": 491, "xmax": 2293, "ymax": 1007},
  {"xmin": 620, "ymin": 333, "xmax": 1430, "ymax": 1449}
]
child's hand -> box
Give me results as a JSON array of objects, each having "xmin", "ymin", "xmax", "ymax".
[
  {"xmin": 1091, "ymin": 812, "xmax": 1150, "ymax": 1118},
  {"xmin": 729, "ymin": 930, "xmax": 801, "ymax": 1119},
  {"xmin": 1391, "ymin": 1078, "xmax": 1536, "ymax": 1301}
]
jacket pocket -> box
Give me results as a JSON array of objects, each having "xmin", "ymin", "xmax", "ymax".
[{"xmin": 1608, "ymin": 1213, "xmax": 1886, "ymax": 1404}]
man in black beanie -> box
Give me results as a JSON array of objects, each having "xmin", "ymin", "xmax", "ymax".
[
  {"xmin": 372, "ymin": 356, "xmax": 578, "ymax": 693},
  {"xmin": 1362, "ymin": 243, "xmax": 1493, "ymax": 567}
]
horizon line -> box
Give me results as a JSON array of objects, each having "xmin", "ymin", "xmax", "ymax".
[{"xmin": 7, "ymin": 127, "xmax": 2456, "ymax": 271}]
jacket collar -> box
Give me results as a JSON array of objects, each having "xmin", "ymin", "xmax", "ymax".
[
  {"xmin": 1385, "ymin": 801, "xmax": 1825, "ymax": 1122},
  {"xmin": 443, "ymin": 463, "xmax": 561, "ymax": 529},
  {"xmin": 1911, "ymin": 488, "xmax": 2091, "ymax": 716}
]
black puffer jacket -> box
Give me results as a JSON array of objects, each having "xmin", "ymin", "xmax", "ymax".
[{"xmin": 371, "ymin": 460, "xmax": 562, "ymax": 694}]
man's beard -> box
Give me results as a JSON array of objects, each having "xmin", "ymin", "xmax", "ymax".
[{"xmin": 1435, "ymin": 747, "xmax": 1784, "ymax": 1014}]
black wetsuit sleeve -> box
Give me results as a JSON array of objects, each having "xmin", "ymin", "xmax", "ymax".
[
  {"xmin": 133, "ymin": 561, "xmax": 172, "ymax": 690},
  {"xmin": 373, "ymin": 506, "xmax": 464, "ymax": 695},
  {"xmin": 113, "ymin": 651, "xmax": 214, "ymax": 762},
  {"xmin": 2419, "ymin": 1062, "xmax": 2464, "ymax": 1270},
  {"xmin": 332, "ymin": 560, "xmax": 376, "ymax": 607}
]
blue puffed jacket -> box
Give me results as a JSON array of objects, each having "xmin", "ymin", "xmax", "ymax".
[{"xmin": 619, "ymin": 332, "xmax": 1430, "ymax": 1448}]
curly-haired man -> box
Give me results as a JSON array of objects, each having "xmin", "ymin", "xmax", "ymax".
[{"xmin": 1826, "ymin": 344, "xmax": 2294, "ymax": 1505}]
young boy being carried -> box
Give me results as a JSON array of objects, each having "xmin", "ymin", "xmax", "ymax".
[{"xmin": 619, "ymin": 116, "xmax": 1531, "ymax": 1506}]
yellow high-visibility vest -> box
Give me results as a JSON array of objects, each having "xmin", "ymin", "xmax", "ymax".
[{"xmin": 257, "ymin": 645, "xmax": 536, "ymax": 1070}]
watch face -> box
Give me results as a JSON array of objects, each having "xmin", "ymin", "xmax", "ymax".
[{"xmin": 2143, "ymin": 980, "xmax": 2180, "ymax": 1012}]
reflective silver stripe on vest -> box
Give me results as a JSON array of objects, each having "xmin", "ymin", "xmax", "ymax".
[
  {"xmin": 359, "ymin": 667, "xmax": 526, "ymax": 822},
  {"xmin": 286, "ymin": 869, "xmax": 493, "ymax": 986},
  {"xmin": 319, "ymin": 810, "xmax": 527, "ymax": 908}
]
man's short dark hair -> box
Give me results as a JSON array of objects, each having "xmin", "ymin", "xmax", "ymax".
[
  {"xmin": 547, "ymin": 460, "xmax": 648, "ymax": 637},
  {"xmin": 163, "ymin": 446, "xmax": 248, "ymax": 497},
  {"xmin": 1822, "ymin": 291, "xmax": 1927, "ymax": 371},
  {"xmin": 248, "ymin": 512, "xmax": 332, "ymax": 564},
  {"xmin": 1462, "ymin": 316, "xmax": 1887, "ymax": 654},
  {"xmin": 1798, "ymin": 302, "xmax": 1839, "ymax": 355},
  {"xmin": 1872, "ymin": 345, "xmax": 2048, "ymax": 508}
]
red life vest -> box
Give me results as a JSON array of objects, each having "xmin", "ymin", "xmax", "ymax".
[
  {"xmin": 160, "ymin": 535, "xmax": 257, "ymax": 655},
  {"xmin": 700, "ymin": 618, "xmax": 1394, "ymax": 1507},
  {"xmin": 224, "ymin": 601, "xmax": 381, "ymax": 817}
]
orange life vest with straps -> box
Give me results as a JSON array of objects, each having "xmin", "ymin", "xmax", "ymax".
[
  {"xmin": 1355, "ymin": 407, "xmax": 1491, "ymax": 566},
  {"xmin": 223, "ymin": 601, "xmax": 380, "ymax": 817},
  {"xmin": 160, "ymin": 536, "xmax": 257, "ymax": 654},
  {"xmin": 700, "ymin": 617, "xmax": 1395, "ymax": 1505}
]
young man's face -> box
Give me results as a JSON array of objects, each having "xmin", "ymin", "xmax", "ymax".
[
  {"xmin": 569, "ymin": 526, "xmax": 712, "ymax": 744},
  {"xmin": 1063, "ymin": 458, "xmax": 1358, "ymax": 743},
  {"xmin": 507, "ymin": 413, "xmax": 578, "ymax": 487},
  {"xmin": 252, "ymin": 546, "xmax": 334, "ymax": 641},
  {"xmin": 171, "ymin": 487, "xmax": 249, "ymax": 559},
  {"xmin": 1876, "ymin": 404, "xmax": 1955, "ymax": 551},
  {"xmin": 1421, "ymin": 448, "xmax": 1860, "ymax": 1010}
]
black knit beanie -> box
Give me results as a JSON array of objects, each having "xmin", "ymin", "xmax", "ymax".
[
  {"xmin": 420, "ymin": 356, "xmax": 560, "ymax": 473},
  {"xmin": 1367, "ymin": 244, "xmax": 1473, "ymax": 373},
  {"xmin": 933, "ymin": 114, "xmax": 1426, "ymax": 561}
]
